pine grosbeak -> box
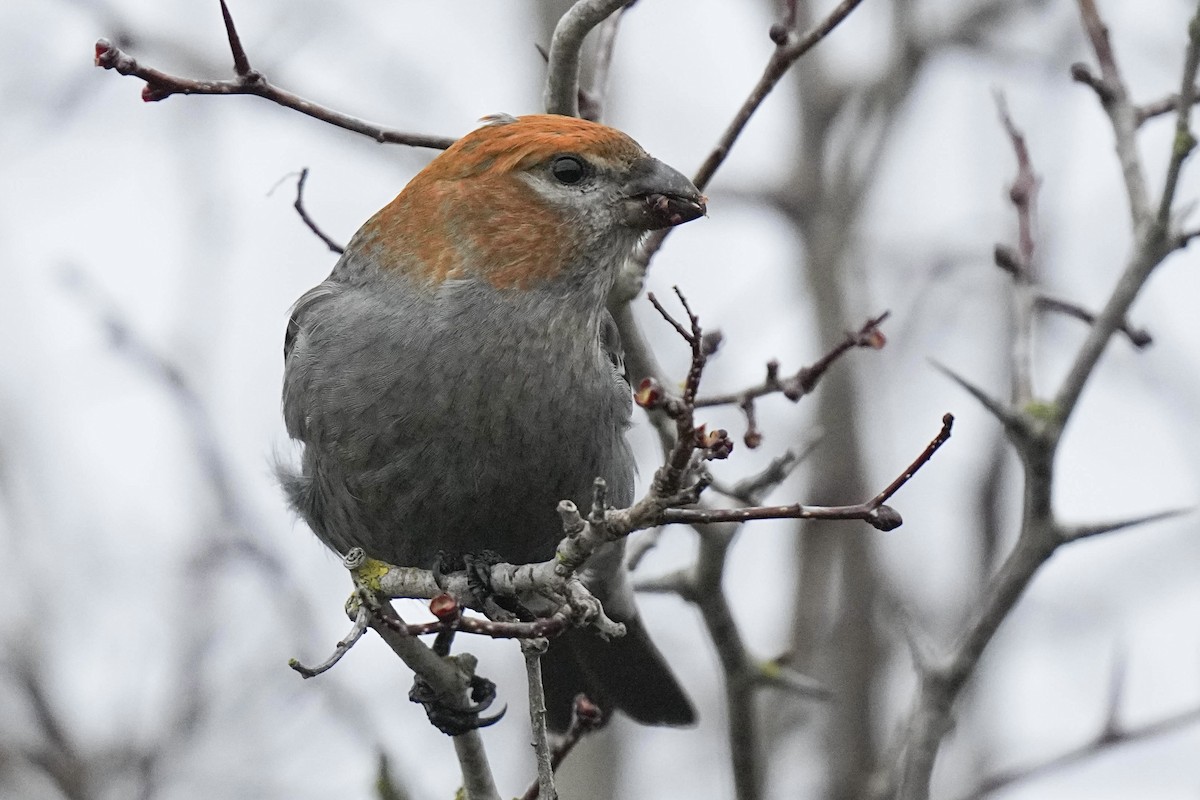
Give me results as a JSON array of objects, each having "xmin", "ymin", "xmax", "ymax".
[{"xmin": 281, "ymin": 114, "xmax": 705, "ymax": 730}]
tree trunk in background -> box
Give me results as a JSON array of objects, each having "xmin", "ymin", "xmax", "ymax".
[{"xmin": 787, "ymin": 208, "xmax": 884, "ymax": 800}]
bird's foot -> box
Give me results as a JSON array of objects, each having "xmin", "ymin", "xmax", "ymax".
[{"xmin": 408, "ymin": 670, "xmax": 505, "ymax": 736}]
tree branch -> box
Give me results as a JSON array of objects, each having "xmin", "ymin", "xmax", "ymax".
[
  {"xmin": 92, "ymin": 33, "xmax": 454, "ymax": 149},
  {"xmin": 542, "ymin": 0, "xmax": 634, "ymax": 117},
  {"xmin": 622, "ymin": 0, "xmax": 870, "ymax": 293},
  {"xmin": 994, "ymin": 91, "xmax": 1039, "ymax": 406},
  {"xmin": 1071, "ymin": 0, "xmax": 1153, "ymax": 229},
  {"xmin": 1055, "ymin": 0, "xmax": 1200, "ymax": 423},
  {"xmin": 695, "ymin": 312, "xmax": 889, "ymax": 408},
  {"xmin": 953, "ymin": 703, "xmax": 1200, "ymax": 800},
  {"xmin": 288, "ymin": 169, "xmax": 345, "ymax": 254},
  {"xmin": 1034, "ymin": 294, "xmax": 1152, "ymax": 349},
  {"xmin": 522, "ymin": 643, "xmax": 557, "ymax": 800}
]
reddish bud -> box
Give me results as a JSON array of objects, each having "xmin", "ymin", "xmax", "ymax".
[
  {"xmin": 141, "ymin": 84, "xmax": 169, "ymax": 102},
  {"xmin": 863, "ymin": 328, "xmax": 887, "ymax": 350},
  {"xmin": 429, "ymin": 593, "xmax": 460, "ymax": 622},
  {"xmin": 699, "ymin": 427, "xmax": 734, "ymax": 459},
  {"xmin": 94, "ymin": 39, "xmax": 111, "ymax": 67},
  {"xmin": 635, "ymin": 377, "xmax": 664, "ymax": 409},
  {"xmin": 744, "ymin": 429, "xmax": 763, "ymax": 449},
  {"xmin": 572, "ymin": 694, "xmax": 605, "ymax": 728}
]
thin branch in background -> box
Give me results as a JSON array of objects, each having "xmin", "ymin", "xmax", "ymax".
[
  {"xmin": 625, "ymin": 0, "xmax": 869, "ymax": 284},
  {"xmin": 1071, "ymin": 0, "xmax": 1153, "ymax": 229},
  {"xmin": 695, "ymin": 311, "xmax": 889, "ymax": 408},
  {"xmin": 953, "ymin": 681, "xmax": 1200, "ymax": 800},
  {"xmin": 995, "ymin": 92, "xmax": 1038, "ymax": 278},
  {"xmin": 11, "ymin": 652, "xmax": 91, "ymax": 800},
  {"xmin": 521, "ymin": 697, "xmax": 605, "ymax": 800},
  {"xmin": 59, "ymin": 264, "xmax": 287, "ymax": 576},
  {"xmin": 542, "ymin": 0, "xmax": 634, "ymax": 117},
  {"xmin": 579, "ymin": 4, "xmax": 626, "ymax": 121},
  {"xmin": 1034, "ymin": 294, "xmax": 1152, "ymax": 348},
  {"xmin": 289, "ymin": 169, "xmax": 345, "ymax": 254},
  {"xmin": 930, "ymin": 361, "xmax": 1024, "ymax": 438},
  {"xmin": 994, "ymin": 91, "xmax": 1039, "ymax": 406},
  {"xmin": 739, "ymin": 395, "xmax": 763, "ymax": 449},
  {"xmin": 1055, "ymin": 0, "xmax": 1200, "ymax": 422},
  {"xmin": 623, "ymin": 526, "xmax": 664, "ymax": 572},
  {"xmin": 753, "ymin": 658, "xmax": 832, "ymax": 701},
  {"xmin": 710, "ymin": 446, "xmax": 807, "ymax": 507},
  {"xmin": 1136, "ymin": 86, "xmax": 1200, "ymax": 125},
  {"xmin": 1155, "ymin": 8, "xmax": 1200, "ymax": 228},
  {"xmin": 93, "ymin": 10, "xmax": 454, "ymax": 150},
  {"xmin": 1058, "ymin": 507, "xmax": 1191, "ymax": 543},
  {"xmin": 891, "ymin": 7, "xmax": 1200, "ymax": 797}
]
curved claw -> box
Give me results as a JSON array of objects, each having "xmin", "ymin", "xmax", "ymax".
[
  {"xmin": 409, "ymin": 672, "xmax": 505, "ymax": 736},
  {"xmin": 467, "ymin": 675, "xmax": 497, "ymax": 713},
  {"xmin": 475, "ymin": 704, "xmax": 507, "ymax": 729},
  {"xmin": 464, "ymin": 694, "xmax": 495, "ymax": 715}
]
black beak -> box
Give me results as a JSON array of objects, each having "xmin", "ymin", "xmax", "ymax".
[{"xmin": 622, "ymin": 157, "xmax": 707, "ymax": 230}]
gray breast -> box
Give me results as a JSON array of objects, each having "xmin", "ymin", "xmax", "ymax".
[{"xmin": 282, "ymin": 275, "xmax": 635, "ymax": 568}]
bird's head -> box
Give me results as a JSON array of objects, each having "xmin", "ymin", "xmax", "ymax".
[{"xmin": 355, "ymin": 114, "xmax": 706, "ymax": 291}]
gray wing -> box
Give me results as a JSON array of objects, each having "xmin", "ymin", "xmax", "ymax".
[
  {"xmin": 600, "ymin": 309, "xmax": 631, "ymax": 413},
  {"xmin": 282, "ymin": 280, "xmax": 341, "ymax": 440}
]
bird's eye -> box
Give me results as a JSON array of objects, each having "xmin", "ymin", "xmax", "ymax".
[{"xmin": 550, "ymin": 155, "xmax": 588, "ymax": 185}]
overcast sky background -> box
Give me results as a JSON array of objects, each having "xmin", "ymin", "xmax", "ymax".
[{"xmin": 2, "ymin": 1, "xmax": 1199, "ymax": 798}]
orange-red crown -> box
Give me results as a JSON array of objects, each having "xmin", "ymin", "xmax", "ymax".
[
  {"xmin": 424, "ymin": 114, "xmax": 648, "ymax": 180},
  {"xmin": 355, "ymin": 115, "xmax": 649, "ymax": 289}
]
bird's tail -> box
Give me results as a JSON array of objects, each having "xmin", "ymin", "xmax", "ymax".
[{"xmin": 540, "ymin": 615, "xmax": 695, "ymax": 732}]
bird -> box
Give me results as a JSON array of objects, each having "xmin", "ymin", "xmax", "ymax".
[{"xmin": 280, "ymin": 113, "xmax": 705, "ymax": 731}]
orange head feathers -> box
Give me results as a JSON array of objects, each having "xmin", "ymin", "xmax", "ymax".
[{"xmin": 354, "ymin": 114, "xmax": 705, "ymax": 290}]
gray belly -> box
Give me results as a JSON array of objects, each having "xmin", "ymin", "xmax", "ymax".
[{"xmin": 285, "ymin": 286, "xmax": 634, "ymax": 568}]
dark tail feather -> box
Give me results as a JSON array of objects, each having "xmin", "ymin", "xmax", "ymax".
[{"xmin": 540, "ymin": 617, "xmax": 695, "ymax": 732}]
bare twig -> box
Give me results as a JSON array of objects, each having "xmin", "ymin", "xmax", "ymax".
[
  {"xmin": 931, "ymin": 361, "xmax": 1026, "ymax": 440},
  {"xmin": 753, "ymin": 658, "xmax": 831, "ymax": 701},
  {"xmin": 663, "ymin": 414, "xmax": 953, "ymax": 532},
  {"xmin": 953, "ymin": 704, "xmax": 1200, "ymax": 800},
  {"xmin": 1156, "ymin": 9, "xmax": 1200, "ymax": 229},
  {"xmin": 893, "ymin": 11, "xmax": 1200, "ymax": 794},
  {"xmin": 543, "ymin": 0, "xmax": 634, "ymax": 117},
  {"xmin": 522, "ymin": 643, "xmax": 557, "ymax": 800},
  {"xmin": 995, "ymin": 92, "xmax": 1039, "ymax": 405},
  {"xmin": 695, "ymin": 312, "xmax": 889, "ymax": 408},
  {"xmin": 1071, "ymin": 0, "xmax": 1153, "ymax": 230},
  {"xmin": 710, "ymin": 446, "xmax": 807, "ymax": 507},
  {"xmin": 895, "ymin": 11, "xmax": 1195, "ymax": 794},
  {"xmin": 626, "ymin": 0, "xmax": 869, "ymax": 280},
  {"xmin": 1035, "ymin": 294, "xmax": 1152, "ymax": 348},
  {"xmin": 217, "ymin": 0, "xmax": 251, "ymax": 76},
  {"xmin": 1136, "ymin": 86, "xmax": 1200, "ymax": 125},
  {"xmin": 289, "ymin": 169, "xmax": 345, "ymax": 254},
  {"xmin": 520, "ymin": 697, "xmax": 605, "ymax": 800},
  {"xmin": 579, "ymin": 6, "xmax": 625, "ymax": 121},
  {"xmin": 92, "ymin": 37, "xmax": 454, "ymax": 149},
  {"xmin": 1059, "ymin": 507, "xmax": 1191, "ymax": 543},
  {"xmin": 288, "ymin": 605, "xmax": 370, "ymax": 678},
  {"xmin": 1056, "ymin": 0, "xmax": 1200, "ymax": 423}
]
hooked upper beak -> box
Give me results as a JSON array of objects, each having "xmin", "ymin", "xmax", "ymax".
[{"xmin": 622, "ymin": 157, "xmax": 707, "ymax": 230}]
